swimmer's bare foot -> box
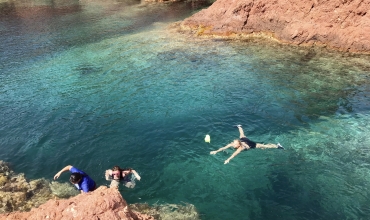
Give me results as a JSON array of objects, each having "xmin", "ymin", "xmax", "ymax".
[{"xmin": 277, "ymin": 143, "xmax": 285, "ymax": 150}]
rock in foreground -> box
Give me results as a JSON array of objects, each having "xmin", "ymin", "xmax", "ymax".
[
  {"xmin": 0, "ymin": 186, "xmax": 154, "ymax": 220},
  {"xmin": 181, "ymin": 0, "xmax": 370, "ymax": 53}
]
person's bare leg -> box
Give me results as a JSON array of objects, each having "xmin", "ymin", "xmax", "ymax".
[
  {"xmin": 256, "ymin": 143, "xmax": 278, "ymax": 149},
  {"xmin": 256, "ymin": 143, "xmax": 284, "ymax": 149}
]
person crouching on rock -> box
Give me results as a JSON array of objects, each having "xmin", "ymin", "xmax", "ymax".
[
  {"xmin": 105, "ymin": 166, "xmax": 141, "ymax": 188},
  {"xmin": 54, "ymin": 165, "xmax": 96, "ymax": 193}
]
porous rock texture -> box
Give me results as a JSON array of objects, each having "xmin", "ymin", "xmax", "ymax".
[
  {"xmin": 181, "ymin": 0, "xmax": 370, "ymax": 53},
  {"xmin": 0, "ymin": 186, "xmax": 154, "ymax": 220}
]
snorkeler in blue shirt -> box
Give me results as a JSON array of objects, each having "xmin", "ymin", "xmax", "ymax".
[{"xmin": 54, "ymin": 165, "xmax": 96, "ymax": 193}]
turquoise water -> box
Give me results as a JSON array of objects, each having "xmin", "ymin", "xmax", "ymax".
[{"xmin": 1, "ymin": 1, "xmax": 370, "ymax": 219}]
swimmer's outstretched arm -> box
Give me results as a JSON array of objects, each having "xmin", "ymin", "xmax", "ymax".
[
  {"xmin": 224, "ymin": 147, "xmax": 243, "ymax": 164},
  {"xmin": 131, "ymin": 170, "xmax": 141, "ymax": 181},
  {"xmin": 105, "ymin": 170, "xmax": 112, "ymax": 180},
  {"xmin": 210, "ymin": 142, "xmax": 234, "ymax": 155},
  {"xmin": 54, "ymin": 165, "xmax": 72, "ymax": 180}
]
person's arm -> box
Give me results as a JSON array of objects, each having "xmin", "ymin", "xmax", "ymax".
[
  {"xmin": 224, "ymin": 147, "xmax": 243, "ymax": 164},
  {"xmin": 210, "ymin": 142, "xmax": 234, "ymax": 155},
  {"xmin": 105, "ymin": 170, "xmax": 112, "ymax": 180},
  {"xmin": 131, "ymin": 170, "xmax": 141, "ymax": 181},
  {"xmin": 54, "ymin": 165, "xmax": 73, "ymax": 180}
]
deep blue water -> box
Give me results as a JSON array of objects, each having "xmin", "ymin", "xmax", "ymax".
[{"xmin": 1, "ymin": 1, "xmax": 370, "ymax": 219}]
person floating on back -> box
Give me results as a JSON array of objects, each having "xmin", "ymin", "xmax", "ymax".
[
  {"xmin": 210, "ymin": 125, "xmax": 284, "ymax": 164},
  {"xmin": 105, "ymin": 166, "xmax": 141, "ymax": 188},
  {"xmin": 54, "ymin": 165, "xmax": 96, "ymax": 193}
]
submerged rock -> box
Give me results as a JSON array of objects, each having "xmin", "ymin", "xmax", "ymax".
[
  {"xmin": 181, "ymin": 0, "xmax": 370, "ymax": 53},
  {"xmin": 49, "ymin": 181, "xmax": 79, "ymax": 199},
  {"xmin": 129, "ymin": 202, "xmax": 200, "ymax": 220}
]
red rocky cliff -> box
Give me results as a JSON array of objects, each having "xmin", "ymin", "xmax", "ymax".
[
  {"xmin": 181, "ymin": 0, "xmax": 370, "ymax": 53},
  {"xmin": 0, "ymin": 186, "xmax": 153, "ymax": 220}
]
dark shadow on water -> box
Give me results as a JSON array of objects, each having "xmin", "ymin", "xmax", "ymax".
[
  {"xmin": 299, "ymin": 49, "xmax": 317, "ymax": 63},
  {"xmin": 242, "ymin": 149, "xmax": 370, "ymax": 220},
  {"xmin": 228, "ymin": 40, "xmax": 370, "ymax": 119},
  {"xmin": 253, "ymin": 168, "xmax": 331, "ymax": 219},
  {"xmin": 156, "ymin": 50, "xmax": 204, "ymax": 64},
  {"xmin": 0, "ymin": 2, "xmax": 17, "ymax": 16},
  {"xmin": 0, "ymin": 2, "xmax": 83, "ymax": 19},
  {"xmin": 75, "ymin": 64, "xmax": 103, "ymax": 75}
]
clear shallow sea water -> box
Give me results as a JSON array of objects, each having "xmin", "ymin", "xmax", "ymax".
[{"xmin": 1, "ymin": 0, "xmax": 370, "ymax": 219}]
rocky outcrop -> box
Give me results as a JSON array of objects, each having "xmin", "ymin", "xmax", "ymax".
[
  {"xmin": 181, "ymin": 0, "xmax": 370, "ymax": 53},
  {"xmin": 0, "ymin": 186, "xmax": 154, "ymax": 220},
  {"xmin": 0, "ymin": 161, "xmax": 57, "ymax": 214},
  {"xmin": 0, "ymin": 161, "xmax": 148, "ymax": 219},
  {"xmin": 0, "ymin": 161, "xmax": 200, "ymax": 220}
]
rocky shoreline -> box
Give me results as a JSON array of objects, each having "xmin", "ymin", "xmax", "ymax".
[
  {"xmin": 0, "ymin": 161, "xmax": 199, "ymax": 220},
  {"xmin": 0, "ymin": 161, "xmax": 56, "ymax": 214},
  {"xmin": 180, "ymin": 0, "xmax": 370, "ymax": 54},
  {"xmin": 0, "ymin": 186, "xmax": 155, "ymax": 220}
]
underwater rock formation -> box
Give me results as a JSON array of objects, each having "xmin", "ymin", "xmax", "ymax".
[
  {"xmin": 181, "ymin": 0, "xmax": 370, "ymax": 53},
  {"xmin": 129, "ymin": 202, "xmax": 200, "ymax": 220}
]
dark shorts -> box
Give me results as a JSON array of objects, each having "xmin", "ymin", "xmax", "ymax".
[{"xmin": 240, "ymin": 137, "xmax": 257, "ymax": 149}]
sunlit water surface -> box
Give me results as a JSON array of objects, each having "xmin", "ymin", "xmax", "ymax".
[{"xmin": 1, "ymin": 1, "xmax": 370, "ymax": 219}]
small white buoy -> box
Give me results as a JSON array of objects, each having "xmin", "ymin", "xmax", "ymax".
[{"xmin": 205, "ymin": 134, "xmax": 211, "ymax": 143}]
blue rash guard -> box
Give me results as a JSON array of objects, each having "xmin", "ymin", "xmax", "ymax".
[{"xmin": 70, "ymin": 167, "xmax": 96, "ymax": 192}]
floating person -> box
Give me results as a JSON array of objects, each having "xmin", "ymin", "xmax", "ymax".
[
  {"xmin": 54, "ymin": 165, "xmax": 96, "ymax": 193},
  {"xmin": 210, "ymin": 125, "xmax": 284, "ymax": 164},
  {"xmin": 105, "ymin": 166, "xmax": 141, "ymax": 188}
]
